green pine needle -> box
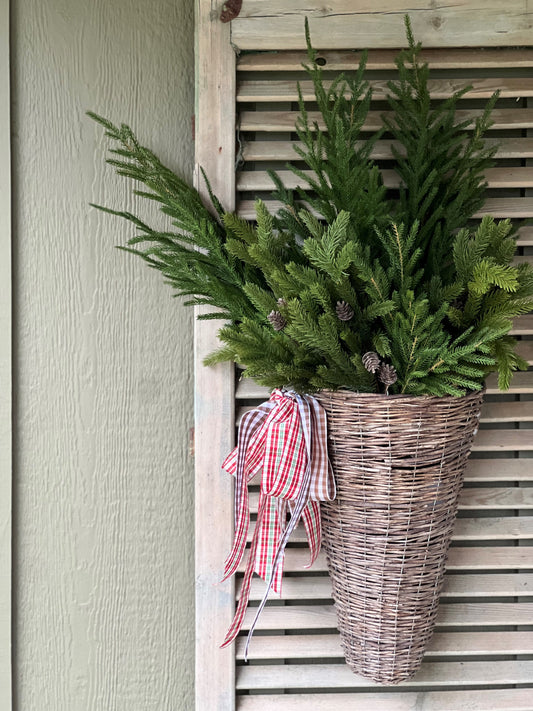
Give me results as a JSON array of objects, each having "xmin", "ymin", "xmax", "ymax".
[{"xmin": 88, "ymin": 20, "xmax": 532, "ymax": 395}]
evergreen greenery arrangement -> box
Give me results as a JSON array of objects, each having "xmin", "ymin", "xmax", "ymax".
[{"xmin": 89, "ymin": 18, "xmax": 533, "ymax": 397}]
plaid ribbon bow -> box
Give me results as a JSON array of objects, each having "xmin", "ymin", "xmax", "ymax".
[{"xmin": 220, "ymin": 389, "xmax": 335, "ymax": 658}]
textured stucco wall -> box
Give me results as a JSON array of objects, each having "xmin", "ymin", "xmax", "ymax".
[{"xmin": 11, "ymin": 1, "xmax": 195, "ymax": 708}]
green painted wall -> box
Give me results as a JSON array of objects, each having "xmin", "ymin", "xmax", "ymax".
[{"xmin": 11, "ymin": 1, "xmax": 195, "ymax": 708}]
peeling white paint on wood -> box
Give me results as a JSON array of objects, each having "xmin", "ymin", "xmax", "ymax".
[{"xmin": 11, "ymin": 0, "xmax": 195, "ymax": 708}]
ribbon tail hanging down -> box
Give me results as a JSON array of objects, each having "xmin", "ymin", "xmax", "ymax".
[
  {"xmin": 221, "ymin": 495, "xmax": 267, "ymax": 647},
  {"xmin": 242, "ymin": 394, "xmax": 314, "ymax": 659},
  {"xmin": 220, "ymin": 402, "xmax": 274, "ymax": 582},
  {"xmin": 220, "ymin": 389, "xmax": 335, "ymax": 657}
]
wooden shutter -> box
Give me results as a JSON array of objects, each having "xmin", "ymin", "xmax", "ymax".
[{"xmin": 195, "ymin": 3, "xmax": 533, "ymax": 709}]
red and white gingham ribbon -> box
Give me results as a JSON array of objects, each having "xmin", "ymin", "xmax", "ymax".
[{"xmin": 220, "ymin": 389, "xmax": 335, "ymax": 658}]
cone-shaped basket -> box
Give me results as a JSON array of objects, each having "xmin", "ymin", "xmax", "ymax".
[{"xmin": 316, "ymin": 389, "xmax": 483, "ymax": 685}]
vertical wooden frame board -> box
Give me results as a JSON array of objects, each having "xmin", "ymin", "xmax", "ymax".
[
  {"xmin": 0, "ymin": 0, "xmax": 11, "ymax": 707},
  {"xmin": 194, "ymin": 1, "xmax": 236, "ymax": 710}
]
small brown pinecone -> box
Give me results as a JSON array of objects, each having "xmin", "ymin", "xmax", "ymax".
[
  {"xmin": 268, "ymin": 310, "xmax": 287, "ymax": 331},
  {"xmin": 378, "ymin": 363, "xmax": 398, "ymax": 390},
  {"xmin": 336, "ymin": 300, "xmax": 354, "ymax": 322},
  {"xmin": 362, "ymin": 351, "xmax": 381, "ymax": 373},
  {"xmin": 277, "ymin": 298, "xmax": 287, "ymax": 309}
]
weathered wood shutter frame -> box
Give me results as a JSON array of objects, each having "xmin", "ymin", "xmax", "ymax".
[
  {"xmin": 195, "ymin": 2, "xmax": 533, "ymax": 708},
  {"xmin": 0, "ymin": 0, "xmax": 12, "ymax": 707},
  {"xmin": 194, "ymin": 2, "xmax": 236, "ymax": 710},
  {"xmin": 230, "ymin": 2, "xmax": 533, "ymax": 49}
]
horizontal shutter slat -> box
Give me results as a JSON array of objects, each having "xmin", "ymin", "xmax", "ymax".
[
  {"xmin": 240, "ymin": 602, "xmax": 533, "ymax": 630},
  {"xmin": 241, "ymin": 138, "xmax": 533, "ymax": 162},
  {"xmin": 238, "ymin": 399, "xmax": 533, "ymax": 427},
  {"xmin": 480, "ymin": 400, "xmax": 533, "ymax": 421},
  {"xmin": 471, "ymin": 430, "xmax": 533, "ymax": 451},
  {"xmin": 509, "ymin": 317, "xmax": 533, "ymax": 335},
  {"xmin": 234, "ymin": 369, "xmax": 533, "ymax": 399},
  {"xmin": 246, "ymin": 487, "xmax": 533, "ymax": 513},
  {"xmin": 239, "ymin": 108, "xmax": 533, "ymax": 132},
  {"xmin": 237, "ymin": 399, "xmax": 533, "ymax": 425},
  {"xmin": 230, "ymin": 3, "xmax": 533, "ymax": 51},
  {"xmin": 237, "ymin": 197, "xmax": 533, "ymax": 220},
  {"xmin": 244, "ymin": 486, "xmax": 533, "ymax": 520},
  {"xmin": 237, "ymin": 78, "xmax": 533, "ymax": 102},
  {"xmin": 239, "ymin": 547, "xmax": 532, "ymax": 573},
  {"xmin": 517, "ymin": 227, "xmax": 533, "ymax": 246},
  {"xmin": 237, "ymin": 167, "xmax": 533, "ymax": 191},
  {"xmin": 463, "ymin": 459, "xmax": 533, "ymax": 482},
  {"xmin": 236, "ymin": 630, "xmax": 533, "ymax": 660},
  {"xmin": 236, "ymin": 660, "xmax": 533, "ymax": 690},
  {"xmin": 242, "ymin": 573, "xmax": 533, "ymax": 602},
  {"xmin": 245, "ymin": 518, "xmax": 533, "ymax": 546},
  {"xmin": 236, "ymin": 689, "xmax": 533, "ymax": 711},
  {"xmin": 458, "ymin": 487, "xmax": 533, "ymax": 509},
  {"xmin": 237, "ymin": 49, "xmax": 533, "ymax": 72},
  {"xmin": 237, "ymin": 455, "xmax": 533, "ymax": 482}
]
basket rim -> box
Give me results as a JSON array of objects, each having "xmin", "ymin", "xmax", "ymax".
[{"xmin": 315, "ymin": 387, "xmax": 486, "ymax": 403}]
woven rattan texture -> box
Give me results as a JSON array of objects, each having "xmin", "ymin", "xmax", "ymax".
[{"xmin": 316, "ymin": 389, "xmax": 484, "ymax": 685}]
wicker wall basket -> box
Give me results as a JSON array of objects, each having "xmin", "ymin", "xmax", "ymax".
[{"xmin": 315, "ymin": 388, "xmax": 484, "ymax": 685}]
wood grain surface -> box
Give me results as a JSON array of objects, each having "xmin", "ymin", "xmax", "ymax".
[
  {"xmin": 236, "ymin": 689, "xmax": 533, "ymax": 711},
  {"xmin": 236, "ymin": 660, "xmax": 533, "ymax": 689},
  {"xmin": 240, "ymin": 601, "xmax": 533, "ymax": 630},
  {"xmin": 231, "ymin": 1, "xmax": 533, "ymax": 49},
  {"xmin": 236, "ymin": 630, "xmax": 533, "ymax": 659},
  {"xmin": 194, "ymin": 1, "xmax": 236, "ymax": 710},
  {"xmin": 237, "ymin": 48, "xmax": 533, "ymax": 71}
]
